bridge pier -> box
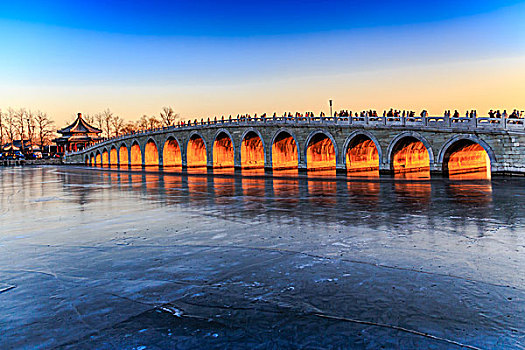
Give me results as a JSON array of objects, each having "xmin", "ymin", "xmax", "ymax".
[{"xmin": 336, "ymin": 167, "xmax": 347, "ymax": 176}]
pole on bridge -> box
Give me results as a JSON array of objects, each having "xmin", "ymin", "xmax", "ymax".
[{"xmin": 329, "ymin": 100, "xmax": 333, "ymax": 118}]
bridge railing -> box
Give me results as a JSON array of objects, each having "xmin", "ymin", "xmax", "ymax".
[{"xmin": 68, "ymin": 114, "xmax": 524, "ymax": 156}]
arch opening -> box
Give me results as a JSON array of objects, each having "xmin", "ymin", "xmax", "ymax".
[
  {"xmin": 272, "ymin": 131, "xmax": 298, "ymax": 170},
  {"xmin": 90, "ymin": 154, "xmax": 94, "ymax": 166},
  {"xmin": 213, "ymin": 132, "xmax": 234, "ymax": 168},
  {"xmin": 346, "ymin": 135, "xmax": 379, "ymax": 177},
  {"xmin": 307, "ymin": 133, "xmax": 336, "ymax": 171},
  {"xmin": 144, "ymin": 140, "xmax": 159, "ymax": 166},
  {"xmin": 95, "ymin": 152, "xmax": 102, "ymax": 167},
  {"xmin": 391, "ymin": 137, "xmax": 430, "ymax": 178},
  {"xmin": 110, "ymin": 147, "xmax": 118, "ymax": 166},
  {"xmin": 187, "ymin": 134, "xmax": 207, "ymax": 168},
  {"xmin": 163, "ymin": 138, "xmax": 182, "ymax": 167},
  {"xmin": 119, "ymin": 145, "xmax": 129, "ymax": 166},
  {"xmin": 130, "ymin": 143, "xmax": 142, "ymax": 166},
  {"xmin": 241, "ymin": 131, "xmax": 264, "ymax": 169},
  {"xmin": 444, "ymin": 140, "xmax": 491, "ymax": 180},
  {"xmin": 102, "ymin": 150, "xmax": 109, "ymax": 166}
]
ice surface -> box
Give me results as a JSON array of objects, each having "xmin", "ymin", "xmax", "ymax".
[{"xmin": 0, "ymin": 166, "xmax": 524, "ymax": 349}]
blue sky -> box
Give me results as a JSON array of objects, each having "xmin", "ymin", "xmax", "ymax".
[
  {"xmin": 1, "ymin": 0, "xmax": 523, "ymax": 36},
  {"xmin": 0, "ymin": 1, "xmax": 524, "ymax": 123}
]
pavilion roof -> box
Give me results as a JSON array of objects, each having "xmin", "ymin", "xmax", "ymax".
[{"xmin": 58, "ymin": 113, "xmax": 102, "ymax": 135}]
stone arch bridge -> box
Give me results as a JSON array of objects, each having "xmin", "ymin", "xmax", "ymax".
[{"xmin": 65, "ymin": 115, "xmax": 525, "ymax": 176}]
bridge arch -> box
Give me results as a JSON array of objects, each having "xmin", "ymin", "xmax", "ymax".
[
  {"xmin": 162, "ymin": 135, "xmax": 183, "ymax": 167},
  {"xmin": 212, "ymin": 129, "xmax": 235, "ymax": 168},
  {"xmin": 95, "ymin": 150, "xmax": 102, "ymax": 166},
  {"xmin": 84, "ymin": 155, "xmax": 90, "ymax": 165},
  {"xmin": 101, "ymin": 148, "xmax": 109, "ymax": 166},
  {"xmin": 130, "ymin": 140, "xmax": 142, "ymax": 166},
  {"xmin": 438, "ymin": 135, "xmax": 495, "ymax": 178},
  {"xmin": 343, "ymin": 130, "xmax": 382, "ymax": 174},
  {"xmin": 90, "ymin": 153, "xmax": 95, "ymax": 166},
  {"xmin": 186, "ymin": 131, "xmax": 207, "ymax": 167},
  {"xmin": 144, "ymin": 138, "xmax": 160, "ymax": 166},
  {"xmin": 304, "ymin": 130, "xmax": 338, "ymax": 170},
  {"xmin": 119, "ymin": 143, "xmax": 129, "ymax": 166},
  {"xmin": 240, "ymin": 128, "xmax": 265, "ymax": 169},
  {"xmin": 270, "ymin": 128, "xmax": 300, "ymax": 169},
  {"xmin": 110, "ymin": 145, "xmax": 118, "ymax": 166},
  {"xmin": 387, "ymin": 131, "xmax": 434, "ymax": 176}
]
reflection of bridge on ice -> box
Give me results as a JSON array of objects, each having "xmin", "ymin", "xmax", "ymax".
[{"xmin": 65, "ymin": 114, "xmax": 525, "ymax": 177}]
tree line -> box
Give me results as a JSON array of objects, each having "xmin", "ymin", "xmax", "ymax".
[
  {"xmin": 0, "ymin": 106, "xmax": 180, "ymax": 149},
  {"xmin": 72, "ymin": 106, "xmax": 180, "ymax": 139},
  {"xmin": 0, "ymin": 108, "xmax": 55, "ymax": 150}
]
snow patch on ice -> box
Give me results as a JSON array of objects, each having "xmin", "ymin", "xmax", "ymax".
[{"xmin": 159, "ymin": 305, "xmax": 184, "ymax": 317}]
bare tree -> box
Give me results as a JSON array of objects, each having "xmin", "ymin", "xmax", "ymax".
[
  {"xmin": 5, "ymin": 108, "xmax": 16, "ymax": 149},
  {"xmin": 111, "ymin": 115, "xmax": 124, "ymax": 137},
  {"xmin": 83, "ymin": 113, "xmax": 95, "ymax": 125},
  {"xmin": 0, "ymin": 109, "xmax": 4, "ymax": 147},
  {"xmin": 136, "ymin": 114, "xmax": 161, "ymax": 130},
  {"xmin": 120, "ymin": 121, "xmax": 137, "ymax": 135},
  {"xmin": 148, "ymin": 116, "xmax": 161, "ymax": 129},
  {"xmin": 14, "ymin": 109, "xmax": 26, "ymax": 150},
  {"xmin": 159, "ymin": 106, "xmax": 179, "ymax": 126},
  {"xmin": 94, "ymin": 113, "xmax": 104, "ymax": 136},
  {"xmin": 137, "ymin": 115, "xmax": 149, "ymax": 130},
  {"xmin": 101, "ymin": 109, "xmax": 113, "ymax": 138},
  {"xmin": 35, "ymin": 111, "xmax": 55, "ymax": 150},
  {"xmin": 26, "ymin": 110, "xmax": 36, "ymax": 146}
]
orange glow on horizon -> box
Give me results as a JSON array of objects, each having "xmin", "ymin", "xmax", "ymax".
[
  {"xmin": 144, "ymin": 141, "xmax": 159, "ymax": 166},
  {"xmin": 272, "ymin": 132, "xmax": 298, "ymax": 169},
  {"xmin": 213, "ymin": 133, "xmax": 234, "ymax": 168},
  {"xmin": 241, "ymin": 132, "xmax": 264, "ymax": 169},
  {"xmin": 187, "ymin": 135, "xmax": 207, "ymax": 167},
  {"xmin": 306, "ymin": 134, "xmax": 336, "ymax": 171},
  {"xmin": 392, "ymin": 139, "xmax": 430, "ymax": 179},
  {"xmin": 163, "ymin": 138, "xmax": 182, "ymax": 167}
]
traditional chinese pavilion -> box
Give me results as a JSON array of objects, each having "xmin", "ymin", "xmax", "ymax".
[{"xmin": 54, "ymin": 113, "xmax": 103, "ymax": 153}]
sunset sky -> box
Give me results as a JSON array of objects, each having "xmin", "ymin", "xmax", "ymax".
[{"xmin": 0, "ymin": 0, "xmax": 524, "ymax": 125}]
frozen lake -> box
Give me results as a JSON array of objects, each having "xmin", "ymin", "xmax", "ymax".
[{"xmin": 0, "ymin": 166, "xmax": 524, "ymax": 349}]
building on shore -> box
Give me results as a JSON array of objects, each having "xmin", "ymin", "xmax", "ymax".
[{"xmin": 54, "ymin": 113, "xmax": 103, "ymax": 153}]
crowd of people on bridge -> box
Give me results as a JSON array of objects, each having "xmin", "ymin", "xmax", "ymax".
[
  {"xmin": 175, "ymin": 109, "xmax": 523, "ymax": 126},
  {"xmin": 85, "ymin": 107, "xmax": 524, "ymax": 151}
]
